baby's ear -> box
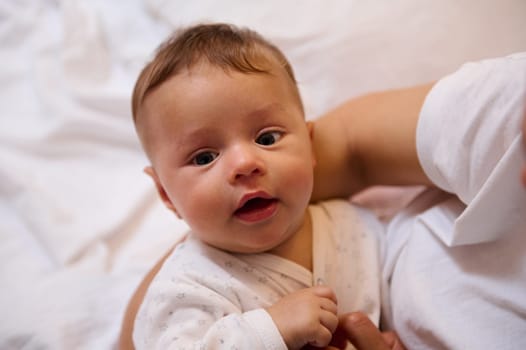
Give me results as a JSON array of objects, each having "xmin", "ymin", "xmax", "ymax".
[{"xmin": 144, "ymin": 166, "xmax": 182, "ymax": 218}]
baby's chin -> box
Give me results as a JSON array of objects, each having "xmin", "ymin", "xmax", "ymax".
[
  {"xmin": 224, "ymin": 244, "xmax": 276, "ymax": 255},
  {"xmin": 203, "ymin": 239, "xmax": 274, "ymax": 255}
]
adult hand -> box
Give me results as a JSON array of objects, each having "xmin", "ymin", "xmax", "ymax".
[{"xmin": 332, "ymin": 312, "xmax": 406, "ymax": 350}]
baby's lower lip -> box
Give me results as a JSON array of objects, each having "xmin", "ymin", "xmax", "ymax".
[{"xmin": 234, "ymin": 198, "xmax": 278, "ymax": 223}]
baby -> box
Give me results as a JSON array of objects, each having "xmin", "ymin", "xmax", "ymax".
[{"xmin": 131, "ymin": 23, "xmax": 382, "ymax": 350}]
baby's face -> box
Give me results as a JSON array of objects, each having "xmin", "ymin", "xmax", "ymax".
[{"xmin": 141, "ymin": 63, "xmax": 315, "ymax": 253}]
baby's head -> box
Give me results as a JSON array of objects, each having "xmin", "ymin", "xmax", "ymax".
[
  {"xmin": 132, "ymin": 23, "xmax": 303, "ymax": 145},
  {"xmin": 132, "ymin": 23, "xmax": 315, "ymax": 253}
]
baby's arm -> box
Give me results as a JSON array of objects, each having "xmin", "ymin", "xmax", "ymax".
[
  {"xmin": 266, "ymin": 285, "xmax": 339, "ymax": 349},
  {"xmin": 134, "ymin": 278, "xmax": 281, "ymax": 349},
  {"xmin": 135, "ymin": 279, "xmax": 338, "ymax": 350}
]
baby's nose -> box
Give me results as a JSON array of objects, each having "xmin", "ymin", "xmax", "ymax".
[{"xmin": 228, "ymin": 145, "xmax": 266, "ymax": 183}]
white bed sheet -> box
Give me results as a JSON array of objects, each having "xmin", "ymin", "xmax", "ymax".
[{"xmin": 1, "ymin": 0, "xmax": 525, "ymax": 349}]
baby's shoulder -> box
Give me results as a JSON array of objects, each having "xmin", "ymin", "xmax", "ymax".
[{"xmin": 157, "ymin": 234, "xmax": 237, "ymax": 282}]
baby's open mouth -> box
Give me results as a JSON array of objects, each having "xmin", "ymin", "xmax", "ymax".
[{"xmin": 234, "ymin": 197, "xmax": 278, "ymax": 222}]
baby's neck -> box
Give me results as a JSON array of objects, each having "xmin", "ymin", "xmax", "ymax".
[{"xmin": 268, "ymin": 210, "xmax": 312, "ymax": 271}]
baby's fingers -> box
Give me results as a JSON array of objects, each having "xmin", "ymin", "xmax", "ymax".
[
  {"xmin": 307, "ymin": 308, "xmax": 339, "ymax": 347},
  {"xmin": 311, "ymin": 285, "xmax": 338, "ymax": 304},
  {"xmin": 319, "ymin": 294, "xmax": 338, "ymax": 315},
  {"xmin": 307, "ymin": 321, "xmax": 334, "ymax": 348},
  {"xmin": 320, "ymin": 307, "xmax": 339, "ymax": 334}
]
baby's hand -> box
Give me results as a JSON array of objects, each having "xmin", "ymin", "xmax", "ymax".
[{"xmin": 266, "ymin": 285, "xmax": 338, "ymax": 350}]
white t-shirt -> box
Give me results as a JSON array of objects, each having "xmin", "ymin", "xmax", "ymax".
[
  {"xmin": 382, "ymin": 53, "xmax": 526, "ymax": 349},
  {"xmin": 134, "ymin": 199, "xmax": 383, "ymax": 350}
]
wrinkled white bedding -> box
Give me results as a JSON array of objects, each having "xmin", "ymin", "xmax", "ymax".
[{"xmin": 1, "ymin": 1, "xmax": 525, "ymax": 349}]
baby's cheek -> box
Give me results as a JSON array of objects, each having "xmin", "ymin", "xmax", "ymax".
[{"xmin": 283, "ymin": 163, "xmax": 314, "ymax": 197}]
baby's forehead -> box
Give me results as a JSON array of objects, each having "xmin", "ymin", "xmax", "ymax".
[
  {"xmin": 138, "ymin": 50, "xmax": 303, "ymax": 124},
  {"xmin": 158, "ymin": 59, "xmax": 296, "ymax": 100},
  {"xmin": 186, "ymin": 48, "xmax": 285, "ymax": 75}
]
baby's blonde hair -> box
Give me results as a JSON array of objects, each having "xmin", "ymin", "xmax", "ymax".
[{"xmin": 131, "ymin": 23, "xmax": 303, "ymax": 125}]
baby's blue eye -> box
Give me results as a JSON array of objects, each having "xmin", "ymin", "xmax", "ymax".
[
  {"xmin": 193, "ymin": 151, "xmax": 218, "ymax": 166},
  {"xmin": 256, "ymin": 131, "xmax": 282, "ymax": 146}
]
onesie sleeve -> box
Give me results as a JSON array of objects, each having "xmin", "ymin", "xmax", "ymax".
[
  {"xmin": 133, "ymin": 276, "xmax": 287, "ymax": 350},
  {"xmin": 416, "ymin": 52, "xmax": 526, "ymax": 245},
  {"xmin": 132, "ymin": 239, "xmax": 288, "ymax": 350}
]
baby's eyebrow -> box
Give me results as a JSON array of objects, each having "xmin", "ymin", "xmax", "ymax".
[
  {"xmin": 173, "ymin": 103, "xmax": 286, "ymax": 150},
  {"xmin": 185, "ymin": 127, "xmax": 216, "ymax": 139},
  {"xmin": 246, "ymin": 102, "xmax": 283, "ymax": 120},
  {"xmin": 174, "ymin": 127, "xmax": 216, "ymax": 149}
]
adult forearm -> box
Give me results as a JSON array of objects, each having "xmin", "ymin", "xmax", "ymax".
[{"xmin": 311, "ymin": 83, "xmax": 434, "ymax": 201}]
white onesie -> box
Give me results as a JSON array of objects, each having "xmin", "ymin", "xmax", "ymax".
[{"xmin": 133, "ymin": 199, "xmax": 383, "ymax": 350}]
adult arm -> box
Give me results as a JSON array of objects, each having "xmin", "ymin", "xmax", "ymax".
[
  {"xmin": 311, "ymin": 83, "xmax": 435, "ymax": 201},
  {"xmin": 119, "ymin": 247, "xmax": 174, "ymax": 350}
]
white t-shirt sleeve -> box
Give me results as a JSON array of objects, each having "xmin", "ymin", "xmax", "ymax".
[
  {"xmin": 416, "ymin": 52, "xmax": 526, "ymax": 245},
  {"xmin": 418, "ymin": 52, "xmax": 526, "ymax": 203}
]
